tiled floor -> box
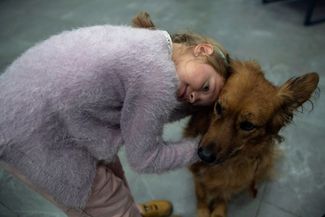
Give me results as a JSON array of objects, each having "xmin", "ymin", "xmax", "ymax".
[{"xmin": 0, "ymin": 0, "xmax": 324, "ymax": 217}]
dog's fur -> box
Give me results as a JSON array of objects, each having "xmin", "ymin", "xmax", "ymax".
[{"xmin": 185, "ymin": 60, "xmax": 319, "ymax": 217}]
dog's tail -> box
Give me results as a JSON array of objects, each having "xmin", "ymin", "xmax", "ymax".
[{"xmin": 132, "ymin": 11, "xmax": 156, "ymax": 29}]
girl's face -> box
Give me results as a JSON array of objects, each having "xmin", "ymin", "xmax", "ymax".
[{"xmin": 176, "ymin": 59, "xmax": 224, "ymax": 106}]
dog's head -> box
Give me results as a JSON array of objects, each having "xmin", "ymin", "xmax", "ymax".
[{"xmin": 196, "ymin": 60, "xmax": 319, "ymax": 164}]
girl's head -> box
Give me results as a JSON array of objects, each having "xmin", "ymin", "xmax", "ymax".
[
  {"xmin": 132, "ymin": 12, "xmax": 231, "ymax": 106},
  {"xmin": 171, "ymin": 33, "xmax": 230, "ymax": 105}
]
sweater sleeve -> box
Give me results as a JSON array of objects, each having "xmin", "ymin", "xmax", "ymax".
[{"xmin": 121, "ymin": 98, "xmax": 200, "ymax": 173}]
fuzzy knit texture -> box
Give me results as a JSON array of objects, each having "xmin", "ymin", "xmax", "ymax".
[{"xmin": 0, "ymin": 25, "xmax": 200, "ymax": 208}]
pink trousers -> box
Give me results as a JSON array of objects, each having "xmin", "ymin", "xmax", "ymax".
[{"xmin": 67, "ymin": 157, "xmax": 142, "ymax": 217}]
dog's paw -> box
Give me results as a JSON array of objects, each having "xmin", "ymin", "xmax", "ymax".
[
  {"xmin": 211, "ymin": 214, "xmax": 225, "ymax": 217},
  {"xmin": 197, "ymin": 208, "xmax": 210, "ymax": 217},
  {"xmin": 211, "ymin": 215, "xmax": 224, "ymax": 217},
  {"xmin": 211, "ymin": 209, "xmax": 226, "ymax": 217}
]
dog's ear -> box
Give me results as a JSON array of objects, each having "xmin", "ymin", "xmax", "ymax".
[
  {"xmin": 132, "ymin": 11, "xmax": 156, "ymax": 29},
  {"xmin": 271, "ymin": 72, "xmax": 319, "ymax": 132},
  {"xmin": 278, "ymin": 72, "xmax": 319, "ymax": 109}
]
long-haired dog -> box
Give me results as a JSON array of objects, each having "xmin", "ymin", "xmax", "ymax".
[{"xmin": 185, "ymin": 60, "xmax": 319, "ymax": 217}]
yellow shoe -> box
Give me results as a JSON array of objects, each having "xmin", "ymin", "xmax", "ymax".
[{"xmin": 138, "ymin": 200, "xmax": 173, "ymax": 217}]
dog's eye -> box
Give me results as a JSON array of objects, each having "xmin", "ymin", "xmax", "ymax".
[
  {"xmin": 214, "ymin": 102, "xmax": 222, "ymax": 115},
  {"xmin": 240, "ymin": 121, "xmax": 255, "ymax": 131}
]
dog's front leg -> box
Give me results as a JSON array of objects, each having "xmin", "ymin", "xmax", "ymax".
[
  {"xmin": 194, "ymin": 180, "xmax": 210, "ymax": 217},
  {"xmin": 249, "ymin": 180, "xmax": 258, "ymax": 198},
  {"xmin": 210, "ymin": 199, "xmax": 227, "ymax": 217}
]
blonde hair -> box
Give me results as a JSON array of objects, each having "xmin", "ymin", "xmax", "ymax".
[{"xmin": 132, "ymin": 12, "xmax": 231, "ymax": 79}]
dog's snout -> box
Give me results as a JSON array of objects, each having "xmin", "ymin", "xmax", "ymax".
[{"xmin": 198, "ymin": 147, "xmax": 216, "ymax": 164}]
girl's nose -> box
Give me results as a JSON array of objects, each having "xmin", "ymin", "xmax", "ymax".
[{"xmin": 189, "ymin": 92, "xmax": 197, "ymax": 103}]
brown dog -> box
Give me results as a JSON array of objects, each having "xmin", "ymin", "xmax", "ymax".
[{"xmin": 185, "ymin": 60, "xmax": 319, "ymax": 217}]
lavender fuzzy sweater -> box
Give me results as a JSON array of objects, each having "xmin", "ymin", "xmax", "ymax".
[{"xmin": 0, "ymin": 25, "xmax": 199, "ymax": 208}]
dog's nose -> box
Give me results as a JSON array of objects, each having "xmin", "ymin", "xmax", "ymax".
[{"xmin": 198, "ymin": 147, "xmax": 216, "ymax": 163}]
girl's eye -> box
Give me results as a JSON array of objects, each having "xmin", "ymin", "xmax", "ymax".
[{"xmin": 202, "ymin": 81, "xmax": 209, "ymax": 92}]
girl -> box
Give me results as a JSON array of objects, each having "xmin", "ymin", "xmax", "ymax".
[{"xmin": 0, "ymin": 12, "xmax": 230, "ymax": 217}]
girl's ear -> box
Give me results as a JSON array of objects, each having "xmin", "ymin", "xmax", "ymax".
[{"xmin": 193, "ymin": 44, "xmax": 214, "ymax": 56}]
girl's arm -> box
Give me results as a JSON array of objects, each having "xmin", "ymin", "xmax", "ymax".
[{"xmin": 120, "ymin": 89, "xmax": 200, "ymax": 174}]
